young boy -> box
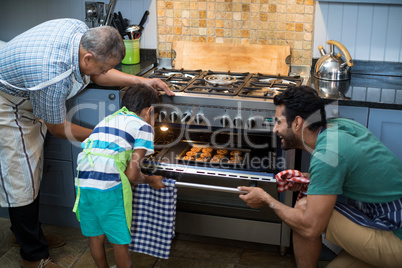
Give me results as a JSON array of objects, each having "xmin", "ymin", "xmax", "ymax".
[{"xmin": 73, "ymin": 85, "xmax": 165, "ymax": 268}]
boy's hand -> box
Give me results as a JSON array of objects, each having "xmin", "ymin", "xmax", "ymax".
[{"xmin": 147, "ymin": 175, "xmax": 166, "ymax": 190}]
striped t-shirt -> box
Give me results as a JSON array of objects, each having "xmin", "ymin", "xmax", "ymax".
[{"xmin": 75, "ymin": 110, "xmax": 154, "ymax": 191}]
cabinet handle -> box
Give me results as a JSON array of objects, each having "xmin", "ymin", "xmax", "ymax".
[{"xmin": 109, "ymin": 94, "xmax": 116, "ymax": 100}]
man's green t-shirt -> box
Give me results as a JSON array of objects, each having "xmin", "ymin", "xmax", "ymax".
[{"xmin": 307, "ymin": 118, "xmax": 402, "ymax": 238}]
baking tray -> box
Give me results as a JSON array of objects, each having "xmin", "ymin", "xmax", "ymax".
[{"xmin": 176, "ymin": 143, "xmax": 250, "ymax": 166}]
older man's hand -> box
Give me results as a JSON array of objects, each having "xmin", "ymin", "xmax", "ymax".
[{"xmin": 143, "ymin": 77, "xmax": 175, "ymax": 96}]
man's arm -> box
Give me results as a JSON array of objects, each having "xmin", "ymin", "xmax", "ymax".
[
  {"xmin": 45, "ymin": 121, "xmax": 92, "ymax": 142},
  {"xmin": 90, "ymin": 69, "xmax": 175, "ymax": 96},
  {"xmin": 238, "ymin": 186, "xmax": 337, "ymax": 239}
]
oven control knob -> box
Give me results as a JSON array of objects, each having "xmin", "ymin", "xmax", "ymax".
[
  {"xmin": 233, "ymin": 117, "xmax": 243, "ymax": 128},
  {"xmin": 195, "ymin": 113, "xmax": 204, "ymax": 125},
  {"xmin": 158, "ymin": 111, "xmax": 167, "ymax": 122},
  {"xmin": 181, "ymin": 113, "xmax": 191, "ymax": 123},
  {"xmin": 247, "ymin": 118, "xmax": 256, "ymax": 129},
  {"xmin": 170, "ymin": 112, "xmax": 179, "ymax": 122},
  {"xmin": 220, "ymin": 116, "xmax": 230, "ymax": 127}
]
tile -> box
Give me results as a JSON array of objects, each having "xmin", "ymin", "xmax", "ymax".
[
  {"xmin": 0, "ymin": 217, "xmax": 12, "ymax": 258},
  {"xmin": 155, "ymin": 257, "xmax": 235, "ymax": 268},
  {"xmin": 238, "ymin": 249, "xmax": 296, "ymax": 268},
  {"xmin": 0, "ymin": 247, "xmax": 21, "ymax": 268},
  {"xmin": 169, "ymin": 239, "xmax": 243, "ymax": 264},
  {"xmin": 131, "ymin": 252, "xmax": 159, "ymax": 268},
  {"xmin": 72, "ymin": 247, "xmax": 115, "ymax": 268}
]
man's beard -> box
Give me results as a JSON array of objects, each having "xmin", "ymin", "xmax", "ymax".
[{"xmin": 280, "ymin": 128, "xmax": 300, "ymax": 150}]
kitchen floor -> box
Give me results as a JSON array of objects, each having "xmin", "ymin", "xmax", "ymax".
[{"xmin": 0, "ymin": 217, "xmax": 331, "ymax": 268}]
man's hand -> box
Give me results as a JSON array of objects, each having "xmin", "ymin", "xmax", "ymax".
[
  {"xmin": 142, "ymin": 77, "xmax": 175, "ymax": 96},
  {"xmin": 238, "ymin": 186, "xmax": 271, "ymax": 209}
]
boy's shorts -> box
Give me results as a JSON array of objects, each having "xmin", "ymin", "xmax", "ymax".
[{"xmin": 78, "ymin": 185, "xmax": 131, "ymax": 245}]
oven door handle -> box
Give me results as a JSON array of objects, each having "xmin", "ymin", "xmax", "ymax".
[{"xmin": 175, "ymin": 181, "xmax": 247, "ymax": 194}]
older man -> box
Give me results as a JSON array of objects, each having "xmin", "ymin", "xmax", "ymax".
[
  {"xmin": 0, "ymin": 18, "xmax": 173, "ymax": 268},
  {"xmin": 239, "ymin": 86, "xmax": 402, "ymax": 268}
]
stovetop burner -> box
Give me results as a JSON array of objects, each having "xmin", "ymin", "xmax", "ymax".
[
  {"xmin": 149, "ymin": 68, "xmax": 203, "ymax": 92},
  {"xmin": 185, "ymin": 71, "xmax": 251, "ymax": 95},
  {"xmin": 239, "ymin": 73, "xmax": 302, "ymax": 99}
]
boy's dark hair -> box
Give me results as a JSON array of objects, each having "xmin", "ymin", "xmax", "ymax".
[
  {"xmin": 273, "ymin": 86, "xmax": 326, "ymax": 131},
  {"xmin": 121, "ymin": 85, "xmax": 161, "ymax": 114}
]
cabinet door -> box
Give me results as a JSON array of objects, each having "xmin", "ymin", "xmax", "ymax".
[
  {"xmin": 44, "ymin": 133, "xmax": 72, "ymax": 161},
  {"xmin": 40, "ymin": 160, "xmax": 74, "ymax": 207},
  {"xmin": 66, "ymin": 88, "xmax": 121, "ymax": 128},
  {"xmin": 326, "ymin": 105, "xmax": 369, "ymax": 127},
  {"xmin": 368, "ymin": 108, "xmax": 402, "ymax": 161}
]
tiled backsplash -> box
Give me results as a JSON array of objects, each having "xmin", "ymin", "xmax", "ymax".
[{"xmin": 156, "ymin": 0, "xmax": 314, "ymax": 66}]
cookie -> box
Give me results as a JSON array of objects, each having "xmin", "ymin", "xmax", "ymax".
[
  {"xmin": 212, "ymin": 154, "xmax": 225, "ymax": 159},
  {"xmin": 230, "ymin": 155, "xmax": 243, "ymax": 161},
  {"xmin": 190, "ymin": 147, "xmax": 202, "ymax": 152},
  {"xmin": 182, "ymin": 156, "xmax": 194, "ymax": 161},
  {"xmin": 196, "ymin": 157, "xmax": 209, "ymax": 162},
  {"xmin": 230, "ymin": 150, "xmax": 242, "ymax": 156},
  {"xmin": 210, "ymin": 157, "xmax": 221, "ymax": 163},
  {"xmin": 216, "ymin": 149, "xmax": 228, "ymax": 155},
  {"xmin": 200, "ymin": 152, "xmax": 212, "ymax": 158},
  {"xmin": 202, "ymin": 147, "xmax": 213, "ymax": 153},
  {"xmin": 186, "ymin": 151, "xmax": 197, "ymax": 157}
]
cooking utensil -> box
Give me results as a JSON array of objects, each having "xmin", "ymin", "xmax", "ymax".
[
  {"xmin": 314, "ymin": 40, "xmax": 354, "ymax": 81},
  {"xmin": 118, "ymin": 11, "xmax": 128, "ymax": 29},
  {"xmin": 112, "ymin": 13, "xmax": 125, "ymax": 38},
  {"xmin": 125, "ymin": 10, "xmax": 149, "ymax": 39}
]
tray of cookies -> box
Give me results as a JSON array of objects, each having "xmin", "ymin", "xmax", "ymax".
[{"xmin": 176, "ymin": 144, "xmax": 250, "ymax": 165}]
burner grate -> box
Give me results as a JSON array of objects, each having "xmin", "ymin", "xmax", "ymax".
[
  {"xmin": 149, "ymin": 68, "xmax": 203, "ymax": 92},
  {"xmin": 184, "ymin": 71, "xmax": 251, "ymax": 95},
  {"xmin": 238, "ymin": 73, "xmax": 302, "ymax": 98}
]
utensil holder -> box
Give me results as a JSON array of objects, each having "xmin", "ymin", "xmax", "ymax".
[{"xmin": 122, "ymin": 39, "xmax": 140, "ymax": 64}]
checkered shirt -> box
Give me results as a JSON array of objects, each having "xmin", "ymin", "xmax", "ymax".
[
  {"xmin": 276, "ymin": 169, "xmax": 310, "ymax": 201},
  {"xmin": 129, "ymin": 179, "xmax": 177, "ymax": 259},
  {"xmin": 0, "ymin": 19, "xmax": 88, "ymax": 123}
]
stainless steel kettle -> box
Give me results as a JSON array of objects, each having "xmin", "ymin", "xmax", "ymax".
[{"xmin": 314, "ymin": 40, "xmax": 353, "ymax": 81}]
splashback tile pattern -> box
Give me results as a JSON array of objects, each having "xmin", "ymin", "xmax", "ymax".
[{"xmin": 157, "ymin": 0, "xmax": 314, "ymax": 66}]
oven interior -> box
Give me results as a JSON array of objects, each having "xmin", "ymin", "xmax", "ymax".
[{"xmin": 142, "ymin": 124, "xmax": 283, "ymax": 223}]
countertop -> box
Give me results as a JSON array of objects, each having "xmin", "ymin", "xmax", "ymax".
[{"xmin": 308, "ymin": 75, "xmax": 402, "ymax": 110}]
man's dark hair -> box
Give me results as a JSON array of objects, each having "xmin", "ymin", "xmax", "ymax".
[
  {"xmin": 121, "ymin": 85, "xmax": 161, "ymax": 115},
  {"xmin": 273, "ymin": 86, "xmax": 326, "ymax": 131}
]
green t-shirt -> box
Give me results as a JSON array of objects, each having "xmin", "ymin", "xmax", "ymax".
[
  {"xmin": 308, "ymin": 118, "xmax": 402, "ymax": 202},
  {"xmin": 308, "ymin": 118, "xmax": 402, "ymax": 239}
]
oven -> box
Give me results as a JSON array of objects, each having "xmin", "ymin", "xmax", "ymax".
[{"xmin": 140, "ymin": 68, "xmax": 304, "ymax": 253}]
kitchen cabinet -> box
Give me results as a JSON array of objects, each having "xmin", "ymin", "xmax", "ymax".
[
  {"xmin": 39, "ymin": 134, "xmax": 78, "ymax": 227},
  {"xmin": 368, "ymin": 108, "xmax": 402, "ymax": 161},
  {"xmin": 326, "ymin": 105, "xmax": 369, "ymax": 127}
]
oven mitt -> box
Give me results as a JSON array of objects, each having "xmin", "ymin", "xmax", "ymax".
[{"xmin": 275, "ymin": 169, "xmax": 310, "ymax": 201}]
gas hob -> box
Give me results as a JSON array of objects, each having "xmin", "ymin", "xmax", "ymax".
[{"xmin": 151, "ymin": 67, "xmax": 303, "ymax": 99}]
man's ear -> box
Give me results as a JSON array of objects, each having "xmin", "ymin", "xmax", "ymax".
[
  {"xmin": 82, "ymin": 53, "xmax": 94, "ymax": 66},
  {"xmin": 292, "ymin": 115, "xmax": 304, "ymax": 133}
]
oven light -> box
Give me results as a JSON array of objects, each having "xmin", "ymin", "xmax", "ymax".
[{"xmin": 160, "ymin": 126, "xmax": 169, "ymax": 131}]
